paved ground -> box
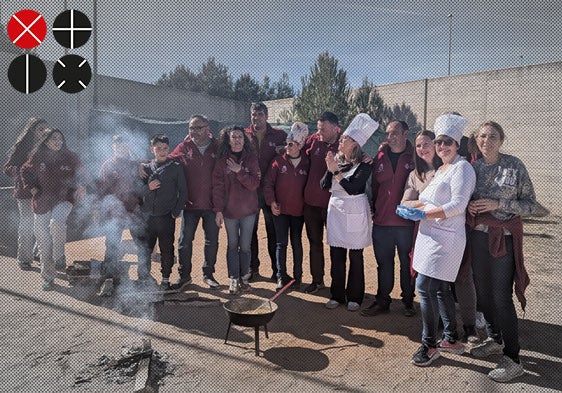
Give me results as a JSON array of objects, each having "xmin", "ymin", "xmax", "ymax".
[{"xmin": 0, "ymin": 215, "xmax": 560, "ymax": 392}]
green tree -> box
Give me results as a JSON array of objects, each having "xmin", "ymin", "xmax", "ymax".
[
  {"xmin": 382, "ymin": 102, "xmax": 423, "ymax": 135},
  {"xmin": 347, "ymin": 77, "xmax": 384, "ymax": 124},
  {"xmin": 273, "ymin": 73, "xmax": 295, "ymax": 99},
  {"xmin": 293, "ymin": 51, "xmax": 349, "ymax": 123},
  {"xmin": 156, "ymin": 65, "xmax": 201, "ymax": 91},
  {"xmin": 199, "ymin": 57, "xmax": 233, "ymax": 98},
  {"xmin": 258, "ymin": 76, "xmax": 276, "ymax": 101},
  {"xmin": 234, "ymin": 73, "xmax": 261, "ymax": 101}
]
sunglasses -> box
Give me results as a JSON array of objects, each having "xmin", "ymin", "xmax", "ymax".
[{"xmin": 434, "ymin": 138, "xmax": 455, "ymax": 147}]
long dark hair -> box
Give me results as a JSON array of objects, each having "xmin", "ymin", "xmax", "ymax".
[
  {"xmin": 414, "ymin": 130, "xmax": 442, "ymax": 181},
  {"xmin": 5, "ymin": 117, "xmax": 48, "ymax": 167},
  {"xmin": 216, "ymin": 126, "xmax": 254, "ymax": 158},
  {"xmin": 28, "ymin": 128, "xmax": 68, "ymax": 161}
]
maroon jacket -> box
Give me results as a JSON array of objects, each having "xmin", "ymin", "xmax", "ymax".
[
  {"xmin": 96, "ymin": 156, "xmax": 143, "ymax": 213},
  {"xmin": 245, "ymin": 123, "xmax": 287, "ymax": 192},
  {"xmin": 263, "ymin": 152, "xmax": 309, "ymax": 217},
  {"xmin": 212, "ymin": 150, "xmax": 260, "ymax": 219},
  {"xmin": 169, "ymin": 137, "xmax": 218, "ymax": 210},
  {"xmin": 4, "ymin": 161, "xmax": 32, "ymax": 200},
  {"xmin": 371, "ymin": 141, "xmax": 415, "ymax": 226},
  {"xmin": 20, "ymin": 147, "xmax": 81, "ymax": 214},
  {"xmin": 303, "ymin": 132, "xmax": 340, "ymax": 208}
]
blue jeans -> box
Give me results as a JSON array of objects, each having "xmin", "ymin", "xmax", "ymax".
[
  {"xmin": 178, "ymin": 209, "xmax": 219, "ymax": 278},
  {"xmin": 471, "ymin": 230, "xmax": 520, "ymax": 360},
  {"xmin": 272, "ymin": 213, "xmax": 304, "ymax": 280},
  {"xmin": 251, "ymin": 194, "xmax": 277, "ymax": 275},
  {"xmin": 224, "ymin": 214, "xmax": 256, "ymax": 279},
  {"xmin": 372, "ymin": 225, "xmax": 414, "ymax": 306},
  {"xmin": 416, "ymin": 273, "xmax": 459, "ymax": 347}
]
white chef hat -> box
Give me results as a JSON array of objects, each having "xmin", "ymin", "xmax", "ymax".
[
  {"xmin": 287, "ymin": 122, "xmax": 309, "ymax": 145},
  {"xmin": 343, "ymin": 113, "xmax": 380, "ymax": 147},
  {"xmin": 433, "ymin": 112, "xmax": 468, "ymax": 144}
]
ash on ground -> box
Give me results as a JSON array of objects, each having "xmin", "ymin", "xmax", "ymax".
[{"xmin": 74, "ymin": 342, "xmax": 174, "ymax": 388}]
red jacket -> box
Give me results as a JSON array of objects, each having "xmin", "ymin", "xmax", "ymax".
[
  {"xmin": 263, "ymin": 152, "xmax": 309, "ymax": 217},
  {"xmin": 303, "ymin": 133, "xmax": 340, "ymax": 208},
  {"xmin": 96, "ymin": 156, "xmax": 143, "ymax": 213},
  {"xmin": 245, "ymin": 123, "xmax": 287, "ymax": 192},
  {"xmin": 212, "ymin": 150, "xmax": 260, "ymax": 219},
  {"xmin": 169, "ymin": 137, "xmax": 218, "ymax": 210},
  {"xmin": 4, "ymin": 162, "xmax": 32, "ymax": 199},
  {"xmin": 371, "ymin": 141, "xmax": 415, "ymax": 226},
  {"xmin": 21, "ymin": 147, "xmax": 81, "ymax": 214}
]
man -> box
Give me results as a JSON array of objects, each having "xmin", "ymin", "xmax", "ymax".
[
  {"xmin": 362, "ymin": 120, "xmax": 416, "ymax": 316},
  {"xmin": 245, "ymin": 102, "xmax": 287, "ymax": 281},
  {"xmin": 302, "ymin": 112, "xmax": 341, "ymax": 294},
  {"xmin": 169, "ymin": 115, "xmax": 220, "ymax": 289}
]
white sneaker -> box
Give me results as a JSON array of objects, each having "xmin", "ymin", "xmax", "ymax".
[
  {"xmin": 470, "ymin": 337, "xmax": 504, "ymax": 358},
  {"xmin": 97, "ymin": 278, "xmax": 114, "ymax": 297},
  {"xmin": 228, "ymin": 278, "xmax": 239, "ymax": 294},
  {"xmin": 203, "ymin": 275, "xmax": 220, "ymax": 288},
  {"xmin": 347, "ymin": 301, "xmax": 360, "ymax": 312},
  {"xmin": 488, "ymin": 356, "xmax": 524, "ymax": 382},
  {"xmin": 325, "ymin": 299, "xmax": 340, "ymax": 309}
]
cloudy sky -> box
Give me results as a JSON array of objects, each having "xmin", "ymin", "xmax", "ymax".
[{"xmin": 2, "ymin": 0, "xmax": 561, "ymax": 89}]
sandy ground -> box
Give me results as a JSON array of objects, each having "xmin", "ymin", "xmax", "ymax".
[{"xmin": 0, "ymin": 215, "xmax": 561, "ymax": 392}]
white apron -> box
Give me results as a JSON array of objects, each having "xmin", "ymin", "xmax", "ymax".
[{"xmin": 326, "ymin": 165, "xmax": 372, "ymax": 250}]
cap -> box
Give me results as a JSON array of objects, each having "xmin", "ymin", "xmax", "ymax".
[
  {"xmin": 287, "ymin": 122, "xmax": 309, "ymax": 145},
  {"xmin": 433, "ymin": 113, "xmax": 468, "ymax": 144},
  {"xmin": 343, "ymin": 113, "xmax": 379, "ymax": 147}
]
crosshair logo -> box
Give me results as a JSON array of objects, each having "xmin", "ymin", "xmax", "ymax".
[{"xmin": 53, "ymin": 55, "xmax": 92, "ymax": 93}]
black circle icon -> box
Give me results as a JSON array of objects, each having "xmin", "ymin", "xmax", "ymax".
[
  {"xmin": 8, "ymin": 54, "xmax": 47, "ymax": 94},
  {"xmin": 52, "ymin": 9, "xmax": 92, "ymax": 48},
  {"xmin": 53, "ymin": 55, "xmax": 92, "ymax": 93}
]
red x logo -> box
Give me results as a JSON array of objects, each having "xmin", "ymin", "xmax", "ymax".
[{"xmin": 7, "ymin": 9, "xmax": 47, "ymax": 49}]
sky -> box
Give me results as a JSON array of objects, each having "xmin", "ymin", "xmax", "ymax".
[{"xmin": 1, "ymin": 0, "xmax": 561, "ymax": 90}]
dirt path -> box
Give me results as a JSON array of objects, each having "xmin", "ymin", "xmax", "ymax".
[{"xmin": 0, "ymin": 215, "xmax": 560, "ymax": 392}]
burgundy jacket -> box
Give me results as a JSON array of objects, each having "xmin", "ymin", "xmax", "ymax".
[
  {"xmin": 245, "ymin": 123, "xmax": 287, "ymax": 192},
  {"xmin": 303, "ymin": 132, "xmax": 340, "ymax": 208},
  {"xmin": 96, "ymin": 156, "xmax": 144, "ymax": 213},
  {"xmin": 263, "ymin": 152, "xmax": 309, "ymax": 217},
  {"xmin": 371, "ymin": 141, "xmax": 415, "ymax": 226},
  {"xmin": 212, "ymin": 150, "xmax": 260, "ymax": 219},
  {"xmin": 169, "ymin": 137, "xmax": 218, "ymax": 210},
  {"xmin": 21, "ymin": 147, "xmax": 81, "ymax": 214},
  {"xmin": 4, "ymin": 161, "xmax": 32, "ymax": 200}
]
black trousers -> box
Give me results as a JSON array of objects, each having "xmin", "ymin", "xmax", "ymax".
[
  {"xmin": 138, "ymin": 214, "xmax": 176, "ymax": 279},
  {"xmin": 329, "ymin": 246, "xmax": 365, "ymax": 305}
]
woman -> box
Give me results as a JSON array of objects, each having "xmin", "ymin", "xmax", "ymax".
[
  {"xmin": 264, "ymin": 122, "xmax": 309, "ymax": 291},
  {"xmin": 21, "ymin": 128, "xmax": 84, "ymax": 290},
  {"xmin": 396, "ymin": 112, "xmax": 476, "ymax": 366},
  {"xmin": 402, "ymin": 130, "xmax": 480, "ymax": 342},
  {"xmin": 4, "ymin": 117, "xmax": 48, "ymax": 270},
  {"xmin": 322, "ymin": 114, "xmax": 378, "ymax": 312},
  {"xmin": 212, "ymin": 126, "xmax": 260, "ymax": 295},
  {"xmin": 466, "ymin": 121, "xmax": 535, "ymax": 382}
]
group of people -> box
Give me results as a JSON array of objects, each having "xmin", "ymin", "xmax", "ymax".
[{"xmin": 4, "ymin": 103, "xmax": 535, "ymax": 382}]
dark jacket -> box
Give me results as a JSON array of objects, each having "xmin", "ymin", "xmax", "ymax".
[
  {"xmin": 371, "ymin": 141, "xmax": 415, "ymax": 226},
  {"xmin": 245, "ymin": 123, "xmax": 287, "ymax": 192},
  {"xmin": 212, "ymin": 150, "xmax": 260, "ymax": 219},
  {"xmin": 303, "ymin": 132, "xmax": 340, "ymax": 208},
  {"xmin": 263, "ymin": 152, "xmax": 309, "ymax": 217},
  {"xmin": 141, "ymin": 158, "xmax": 188, "ymax": 218},
  {"xmin": 169, "ymin": 137, "xmax": 218, "ymax": 210}
]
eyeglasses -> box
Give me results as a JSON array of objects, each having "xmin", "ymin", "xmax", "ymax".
[
  {"xmin": 434, "ymin": 138, "xmax": 455, "ymax": 147},
  {"xmin": 189, "ymin": 125, "xmax": 208, "ymax": 131},
  {"xmin": 286, "ymin": 141, "xmax": 299, "ymax": 147}
]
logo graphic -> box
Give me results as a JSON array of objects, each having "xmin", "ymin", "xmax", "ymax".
[
  {"xmin": 52, "ymin": 9, "xmax": 92, "ymax": 49},
  {"xmin": 52, "ymin": 55, "xmax": 92, "ymax": 93},
  {"xmin": 6, "ymin": 9, "xmax": 47, "ymax": 49},
  {"xmin": 8, "ymin": 54, "xmax": 47, "ymax": 94}
]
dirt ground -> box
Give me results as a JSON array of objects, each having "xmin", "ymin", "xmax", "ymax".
[{"xmin": 0, "ymin": 215, "xmax": 560, "ymax": 392}]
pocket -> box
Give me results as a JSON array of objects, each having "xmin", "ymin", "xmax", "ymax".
[{"xmin": 347, "ymin": 213, "xmax": 367, "ymax": 233}]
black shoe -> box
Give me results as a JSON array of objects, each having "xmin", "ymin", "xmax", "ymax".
[
  {"xmin": 360, "ymin": 301, "xmax": 390, "ymax": 317},
  {"xmin": 248, "ymin": 270, "xmax": 259, "ymax": 282},
  {"xmin": 270, "ymin": 273, "xmax": 278, "ymax": 283},
  {"xmin": 171, "ymin": 276, "xmax": 192, "ymax": 290},
  {"xmin": 412, "ymin": 345, "xmax": 440, "ymax": 367},
  {"xmin": 290, "ymin": 278, "xmax": 302, "ymax": 290},
  {"xmin": 276, "ymin": 275, "xmax": 293, "ymax": 291},
  {"xmin": 403, "ymin": 303, "xmax": 416, "ymax": 317},
  {"xmin": 19, "ymin": 262, "xmax": 32, "ymax": 271},
  {"xmin": 159, "ymin": 281, "xmax": 172, "ymax": 291},
  {"xmin": 304, "ymin": 282, "xmax": 325, "ymax": 294}
]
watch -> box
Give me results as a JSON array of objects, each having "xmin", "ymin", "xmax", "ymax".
[{"xmin": 332, "ymin": 170, "xmax": 340, "ymax": 176}]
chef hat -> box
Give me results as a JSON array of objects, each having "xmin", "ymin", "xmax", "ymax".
[
  {"xmin": 288, "ymin": 122, "xmax": 309, "ymax": 145},
  {"xmin": 343, "ymin": 113, "xmax": 380, "ymax": 147},
  {"xmin": 433, "ymin": 112, "xmax": 468, "ymax": 144}
]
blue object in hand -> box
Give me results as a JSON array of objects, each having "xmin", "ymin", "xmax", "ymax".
[{"xmin": 395, "ymin": 205, "xmax": 426, "ymax": 221}]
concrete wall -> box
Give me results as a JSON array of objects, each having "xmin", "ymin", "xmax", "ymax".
[{"xmin": 265, "ymin": 62, "xmax": 562, "ymax": 215}]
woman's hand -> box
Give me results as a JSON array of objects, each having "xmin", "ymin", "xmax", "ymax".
[
  {"xmin": 271, "ymin": 201, "xmax": 281, "ymax": 216},
  {"xmin": 468, "ymin": 199, "xmax": 499, "ymax": 215},
  {"xmin": 226, "ymin": 158, "xmax": 242, "ymax": 173},
  {"xmin": 325, "ymin": 151, "xmax": 338, "ymax": 173},
  {"xmin": 148, "ymin": 179, "xmax": 161, "ymax": 190},
  {"xmin": 215, "ymin": 211, "xmax": 224, "ymax": 228}
]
